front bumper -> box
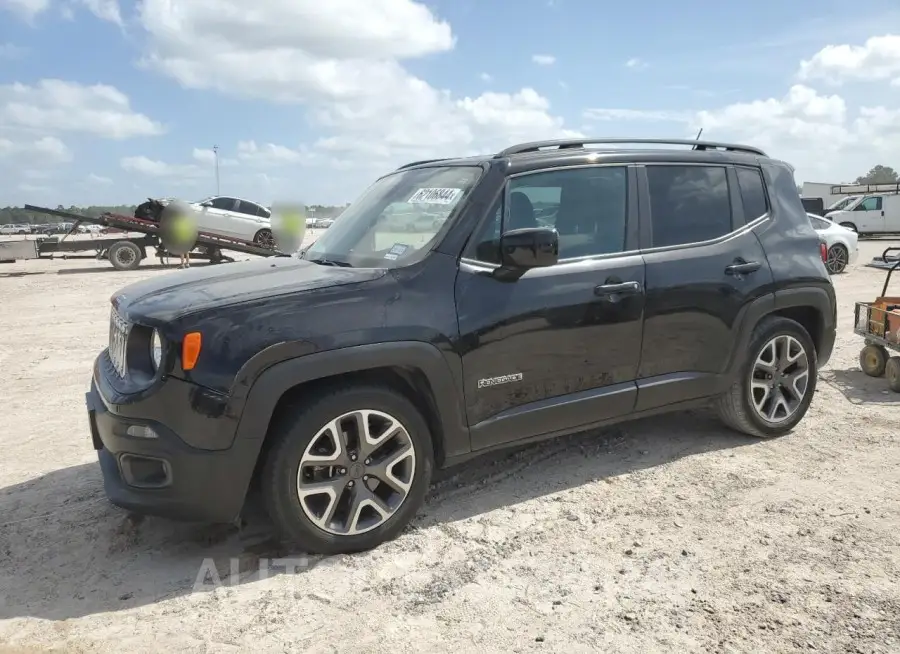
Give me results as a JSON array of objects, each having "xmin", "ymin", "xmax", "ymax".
[{"xmin": 85, "ymin": 360, "xmax": 263, "ymax": 523}]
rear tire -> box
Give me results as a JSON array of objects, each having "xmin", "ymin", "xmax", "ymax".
[
  {"xmin": 825, "ymin": 244, "xmax": 849, "ymax": 274},
  {"xmin": 261, "ymin": 384, "xmax": 434, "ymax": 554},
  {"xmin": 886, "ymin": 357, "xmax": 900, "ymax": 392},
  {"xmin": 108, "ymin": 240, "xmax": 142, "ymax": 271},
  {"xmin": 716, "ymin": 316, "xmax": 817, "ymax": 438},
  {"xmin": 860, "ymin": 344, "xmax": 888, "ymax": 377},
  {"xmin": 253, "ymin": 228, "xmax": 275, "ymax": 248}
]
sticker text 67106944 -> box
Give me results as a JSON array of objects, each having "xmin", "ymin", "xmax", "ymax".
[{"xmin": 407, "ymin": 188, "xmax": 462, "ymax": 205}]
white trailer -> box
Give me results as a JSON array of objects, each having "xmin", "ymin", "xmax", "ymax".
[{"xmin": 801, "ymin": 181, "xmax": 859, "ymax": 212}]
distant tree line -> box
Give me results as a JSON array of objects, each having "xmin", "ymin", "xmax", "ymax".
[
  {"xmin": 854, "ymin": 165, "xmax": 898, "ymax": 185},
  {"xmin": 0, "ymin": 203, "xmax": 349, "ymax": 225}
]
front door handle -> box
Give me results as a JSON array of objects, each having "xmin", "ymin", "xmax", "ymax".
[
  {"xmin": 725, "ymin": 260, "xmax": 761, "ymax": 276},
  {"xmin": 594, "ymin": 280, "xmax": 643, "ymax": 301}
]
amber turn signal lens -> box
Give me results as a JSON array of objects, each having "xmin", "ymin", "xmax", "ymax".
[{"xmin": 181, "ymin": 332, "xmax": 202, "ymax": 370}]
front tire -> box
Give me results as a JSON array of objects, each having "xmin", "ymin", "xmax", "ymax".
[
  {"xmin": 261, "ymin": 384, "xmax": 434, "ymax": 554},
  {"xmin": 716, "ymin": 316, "xmax": 817, "ymax": 438}
]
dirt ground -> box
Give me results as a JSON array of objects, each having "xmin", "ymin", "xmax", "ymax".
[{"xmin": 1, "ymin": 238, "xmax": 899, "ymax": 654}]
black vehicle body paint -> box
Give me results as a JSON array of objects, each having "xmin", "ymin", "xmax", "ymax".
[{"xmin": 85, "ymin": 139, "xmax": 837, "ymax": 524}]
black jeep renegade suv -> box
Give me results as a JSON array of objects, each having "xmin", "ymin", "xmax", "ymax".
[{"xmin": 85, "ymin": 138, "xmax": 837, "ymax": 554}]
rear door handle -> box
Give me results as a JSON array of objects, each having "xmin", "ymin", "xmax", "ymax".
[
  {"xmin": 725, "ymin": 260, "xmax": 761, "ymax": 275},
  {"xmin": 594, "ymin": 280, "xmax": 643, "ymax": 300}
]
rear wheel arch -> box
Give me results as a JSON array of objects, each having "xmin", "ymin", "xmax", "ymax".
[{"xmin": 727, "ymin": 288, "xmax": 835, "ymax": 377}]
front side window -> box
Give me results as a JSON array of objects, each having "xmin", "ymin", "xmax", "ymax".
[
  {"xmin": 466, "ymin": 166, "xmax": 628, "ymax": 263},
  {"xmin": 210, "ymin": 197, "xmax": 236, "ymax": 211},
  {"xmin": 855, "ymin": 196, "xmax": 883, "ymax": 211},
  {"xmin": 647, "ymin": 165, "xmax": 732, "ymax": 248},
  {"xmin": 302, "ymin": 165, "xmax": 483, "ymax": 268}
]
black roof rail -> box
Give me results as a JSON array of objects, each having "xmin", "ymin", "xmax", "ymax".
[
  {"xmin": 494, "ymin": 138, "xmax": 767, "ymax": 158},
  {"xmin": 395, "ymin": 158, "xmax": 451, "ymax": 170}
]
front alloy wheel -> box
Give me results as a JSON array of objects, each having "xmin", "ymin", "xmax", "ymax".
[
  {"xmin": 261, "ymin": 384, "xmax": 433, "ymax": 554},
  {"xmin": 750, "ymin": 334, "xmax": 810, "ymax": 424},
  {"xmin": 297, "ymin": 410, "xmax": 416, "ymax": 535}
]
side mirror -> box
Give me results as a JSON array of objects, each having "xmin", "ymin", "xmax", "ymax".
[
  {"xmin": 499, "ymin": 227, "xmax": 559, "ymax": 269},
  {"xmin": 200, "ymin": 201, "xmax": 213, "ymax": 207}
]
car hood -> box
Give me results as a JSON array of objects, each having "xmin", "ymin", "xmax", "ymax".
[{"xmin": 113, "ymin": 256, "xmax": 386, "ymax": 323}]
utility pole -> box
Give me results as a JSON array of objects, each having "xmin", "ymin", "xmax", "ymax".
[{"xmin": 213, "ymin": 145, "xmax": 220, "ymax": 195}]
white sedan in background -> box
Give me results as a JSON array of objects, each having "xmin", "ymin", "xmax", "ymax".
[{"xmin": 808, "ymin": 213, "xmax": 859, "ymax": 274}]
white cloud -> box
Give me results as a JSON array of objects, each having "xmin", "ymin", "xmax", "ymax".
[
  {"xmin": 0, "ymin": 43, "xmax": 27, "ymax": 59},
  {"xmin": 192, "ymin": 147, "xmax": 216, "ymax": 164},
  {"xmin": 479, "ymin": 72, "xmax": 492, "ymax": 82},
  {"xmin": 120, "ymin": 155, "xmax": 203, "ymax": 177},
  {"xmin": 583, "ymin": 108, "xmax": 692, "ymax": 122},
  {"xmin": 88, "ymin": 173, "xmax": 112, "ymax": 184},
  {"xmin": 532, "ymin": 54, "xmax": 556, "ymax": 66},
  {"xmin": 0, "ymin": 0, "xmax": 50, "ymax": 21},
  {"xmin": 1, "ymin": 0, "xmax": 123, "ymax": 24},
  {"xmin": 237, "ymin": 140, "xmax": 306, "ymax": 165},
  {"xmin": 0, "ymin": 135, "xmax": 72, "ymax": 165},
  {"xmin": 193, "ymin": 147, "xmax": 238, "ymax": 167},
  {"xmin": 582, "ymin": 83, "xmax": 900, "ymax": 183},
  {"xmin": 78, "ymin": 0, "xmax": 123, "ymax": 25},
  {"xmin": 0, "ymin": 80, "xmax": 164, "ymax": 139},
  {"xmin": 625, "ymin": 57, "xmax": 648, "ymax": 69},
  {"xmin": 130, "ymin": 0, "xmax": 574, "ymax": 174},
  {"xmin": 799, "ymin": 34, "xmax": 900, "ymax": 85}
]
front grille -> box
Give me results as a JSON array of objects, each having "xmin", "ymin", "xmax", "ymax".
[{"xmin": 108, "ymin": 307, "xmax": 130, "ymax": 377}]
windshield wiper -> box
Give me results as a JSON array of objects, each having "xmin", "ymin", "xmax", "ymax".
[{"xmin": 307, "ymin": 257, "xmax": 353, "ymax": 267}]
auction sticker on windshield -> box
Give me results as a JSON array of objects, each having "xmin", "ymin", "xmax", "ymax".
[{"xmin": 407, "ymin": 188, "xmax": 462, "ymax": 205}]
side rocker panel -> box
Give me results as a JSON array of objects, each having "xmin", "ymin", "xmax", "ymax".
[{"xmin": 232, "ymin": 341, "xmax": 471, "ymax": 459}]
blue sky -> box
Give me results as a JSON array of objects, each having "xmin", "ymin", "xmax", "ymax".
[{"xmin": 2, "ymin": 0, "xmax": 900, "ymax": 207}]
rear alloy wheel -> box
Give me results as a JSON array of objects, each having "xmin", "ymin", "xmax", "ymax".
[
  {"xmin": 254, "ymin": 228, "xmax": 276, "ymax": 249},
  {"xmin": 825, "ymin": 244, "xmax": 849, "ymax": 274},
  {"xmin": 749, "ymin": 334, "xmax": 810, "ymax": 424},
  {"xmin": 261, "ymin": 385, "xmax": 433, "ymax": 554},
  {"xmin": 716, "ymin": 316, "xmax": 817, "ymax": 438}
]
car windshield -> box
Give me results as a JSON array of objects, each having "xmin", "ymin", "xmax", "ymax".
[
  {"xmin": 301, "ymin": 165, "xmax": 483, "ymax": 268},
  {"xmin": 828, "ymin": 196, "xmax": 857, "ymax": 211}
]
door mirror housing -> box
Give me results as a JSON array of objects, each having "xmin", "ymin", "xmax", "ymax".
[
  {"xmin": 200, "ymin": 200, "xmax": 213, "ymax": 208},
  {"xmin": 499, "ymin": 227, "xmax": 559, "ymax": 269}
]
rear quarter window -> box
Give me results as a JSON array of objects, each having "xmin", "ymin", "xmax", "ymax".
[{"xmin": 735, "ymin": 167, "xmax": 769, "ymax": 221}]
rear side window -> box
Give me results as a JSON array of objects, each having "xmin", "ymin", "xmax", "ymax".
[
  {"xmin": 646, "ymin": 165, "xmax": 732, "ymax": 248},
  {"xmin": 736, "ymin": 167, "xmax": 768, "ymax": 220}
]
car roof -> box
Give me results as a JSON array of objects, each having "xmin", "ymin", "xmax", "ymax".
[{"xmin": 392, "ymin": 138, "xmax": 779, "ymax": 176}]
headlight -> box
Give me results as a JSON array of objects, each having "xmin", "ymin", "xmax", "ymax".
[{"xmin": 150, "ymin": 329, "xmax": 163, "ymax": 370}]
